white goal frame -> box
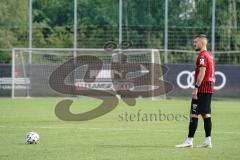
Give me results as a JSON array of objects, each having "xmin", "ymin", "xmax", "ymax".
[{"xmin": 11, "ymin": 48, "xmax": 165, "ymax": 99}]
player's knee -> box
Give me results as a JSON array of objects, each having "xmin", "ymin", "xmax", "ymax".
[
  {"xmin": 202, "ymin": 114, "xmax": 211, "ymax": 118},
  {"xmin": 190, "ymin": 114, "xmax": 198, "ymax": 118}
]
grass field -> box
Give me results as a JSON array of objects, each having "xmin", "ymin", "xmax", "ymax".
[{"xmin": 0, "ymin": 98, "xmax": 240, "ymax": 160}]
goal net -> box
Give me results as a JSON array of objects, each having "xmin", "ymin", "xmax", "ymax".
[{"xmin": 11, "ymin": 48, "xmax": 168, "ymax": 98}]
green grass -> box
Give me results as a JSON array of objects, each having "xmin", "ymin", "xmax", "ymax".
[{"xmin": 0, "ymin": 98, "xmax": 240, "ymax": 160}]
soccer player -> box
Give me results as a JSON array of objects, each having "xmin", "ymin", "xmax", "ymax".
[{"xmin": 176, "ymin": 34, "xmax": 215, "ymax": 148}]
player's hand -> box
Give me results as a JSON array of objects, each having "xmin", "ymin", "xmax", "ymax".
[{"xmin": 192, "ymin": 88, "xmax": 198, "ymax": 99}]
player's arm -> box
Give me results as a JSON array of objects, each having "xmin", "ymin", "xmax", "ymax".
[
  {"xmin": 195, "ymin": 67, "xmax": 206, "ymax": 87},
  {"xmin": 192, "ymin": 67, "xmax": 206, "ymax": 99}
]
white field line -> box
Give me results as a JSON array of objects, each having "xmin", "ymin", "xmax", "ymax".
[{"xmin": 0, "ymin": 125, "xmax": 239, "ymax": 135}]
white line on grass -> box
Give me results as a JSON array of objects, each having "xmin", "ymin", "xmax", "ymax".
[{"xmin": 0, "ymin": 125, "xmax": 239, "ymax": 135}]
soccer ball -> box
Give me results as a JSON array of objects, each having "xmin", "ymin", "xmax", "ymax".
[{"xmin": 26, "ymin": 132, "xmax": 40, "ymax": 144}]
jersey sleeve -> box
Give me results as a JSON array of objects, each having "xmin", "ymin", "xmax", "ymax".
[{"xmin": 197, "ymin": 54, "xmax": 207, "ymax": 67}]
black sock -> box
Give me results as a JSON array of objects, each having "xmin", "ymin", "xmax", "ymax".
[
  {"xmin": 204, "ymin": 117, "xmax": 212, "ymax": 137},
  {"xmin": 188, "ymin": 117, "xmax": 198, "ymax": 138}
]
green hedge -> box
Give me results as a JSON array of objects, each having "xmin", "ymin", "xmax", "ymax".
[{"xmin": 0, "ymin": 51, "xmax": 11, "ymax": 64}]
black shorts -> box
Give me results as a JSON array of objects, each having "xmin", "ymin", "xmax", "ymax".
[{"xmin": 190, "ymin": 93, "xmax": 212, "ymax": 115}]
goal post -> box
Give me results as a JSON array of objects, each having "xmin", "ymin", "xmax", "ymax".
[{"xmin": 11, "ymin": 48, "xmax": 167, "ymax": 99}]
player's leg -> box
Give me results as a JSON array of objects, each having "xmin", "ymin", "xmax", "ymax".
[
  {"xmin": 188, "ymin": 113, "xmax": 199, "ymax": 139},
  {"xmin": 175, "ymin": 99, "xmax": 199, "ymax": 148},
  {"xmin": 197, "ymin": 93, "xmax": 213, "ymax": 148}
]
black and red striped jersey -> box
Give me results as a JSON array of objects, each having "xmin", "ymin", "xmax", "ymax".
[{"xmin": 195, "ymin": 50, "xmax": 215, "ymax": 93}]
